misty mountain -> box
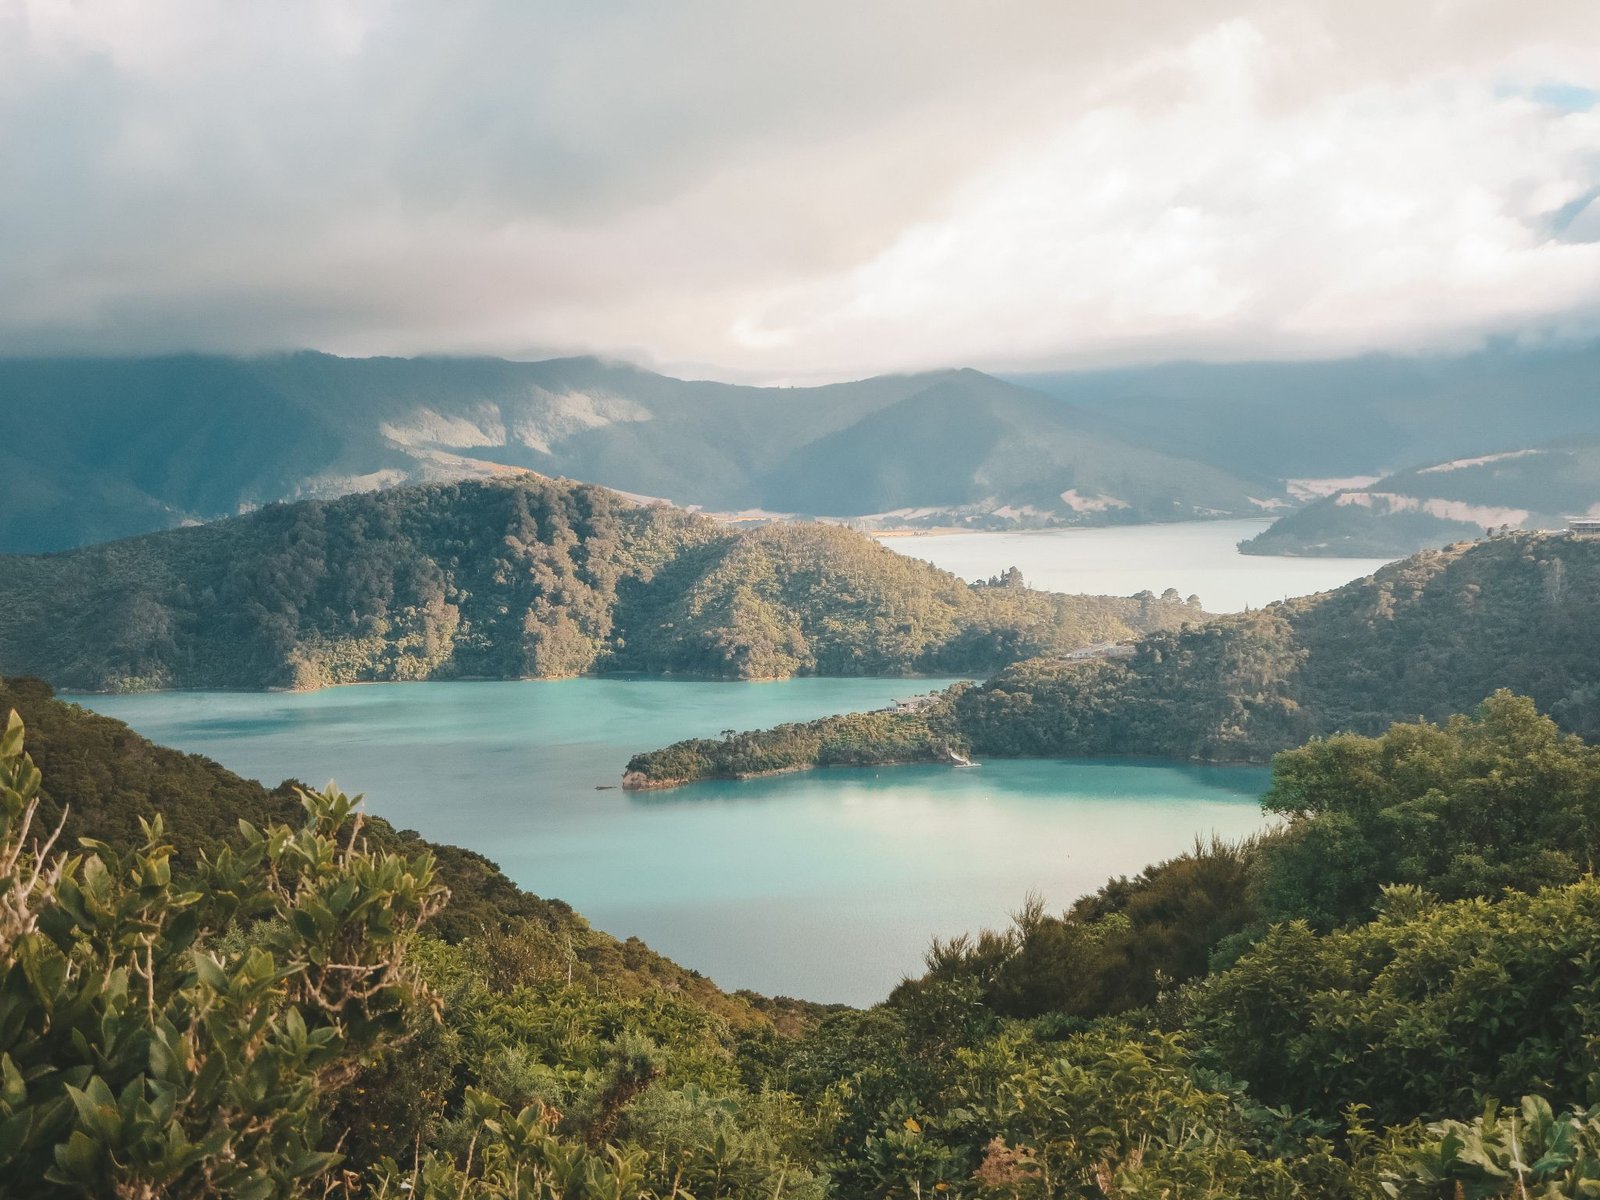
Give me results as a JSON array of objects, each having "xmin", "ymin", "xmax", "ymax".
[
  {"xmin": 1010, "ymin": 340, "xmax": 1600, "ymax": 483},
  {"xmin": 756, "ymin": 371, "xmax": 1272, "ymax": 522},
  {"xmin": 0, "ymin": 353, "xmax": 1278, "ymax": 553},
  {"xmin": 1239, "ymin": 438, "xmax": 1600, "ymax": 557}
]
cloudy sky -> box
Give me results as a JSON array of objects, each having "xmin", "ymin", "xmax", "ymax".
[{"xmin": 3, "ymin": 0, "xmax": 1599, "ymax": 380}]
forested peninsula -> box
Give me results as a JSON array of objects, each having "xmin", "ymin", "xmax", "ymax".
[
  {"xmin": 625, "ymin": 531, "xmax": 1600, "ymax": 786},
  {"xmin": 0, "ymin": 475, "xmax": 1199, "ymax": 692}
]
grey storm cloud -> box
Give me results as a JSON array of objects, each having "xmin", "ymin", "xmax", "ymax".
[{"xmin": 2, "ymin": 0, "xmax": 1599, "ymax": 378}]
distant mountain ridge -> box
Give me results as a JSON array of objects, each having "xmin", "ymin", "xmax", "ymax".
[
  {"xmin": 0, "ymin": 352, "xmax": 1279, "ymax": 554},
  {"xmin": 1010, "ymin": 340, "xmax": 1600, "ymax": 482},
  {"xmin": 1240, "ymin": 437, "xmax": 1600, "ymax": 557}
]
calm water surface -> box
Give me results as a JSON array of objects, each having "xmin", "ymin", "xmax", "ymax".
[
  {"xmin": 879, "ymin": 518, "xmax": 1394, "ymax": 613},
  {"xmin": 80, "ymin": 678, "xmax": 1269, "ymax": 1005}
]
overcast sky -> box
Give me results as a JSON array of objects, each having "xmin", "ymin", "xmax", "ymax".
[{"xmin": 3, "ymin": 1, "xmax": 1599, "ymax": 380}]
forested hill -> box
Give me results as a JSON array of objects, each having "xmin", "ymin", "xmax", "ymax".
[
  {"xmin": 0, "ymin": 475, "xmax": 1200, "ymax": 692},
  {"xmin": 626, "ymin": 530, "xmax": 1600, "ymax": 785}
]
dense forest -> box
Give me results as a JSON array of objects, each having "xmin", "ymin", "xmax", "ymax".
[
  {"xmin": 9, "ymin": 679, "xmax": 1600, "ymax": 1195},
  {"xmin": 627, "ymin": 530, "xmax": 1600, "ymax": 786},
  {"xmin": 0, "ymin": 476, "xmax": 1199, "ymax": 692}
]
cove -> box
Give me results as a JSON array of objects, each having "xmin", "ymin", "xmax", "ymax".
[{"xmin": 79, "ymin": 677, "xmax": 1271, "ymax": 1006}]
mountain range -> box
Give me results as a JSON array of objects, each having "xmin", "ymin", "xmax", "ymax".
[
  {"xmin": 0, "ymin": 353, "xmax": 1279, "ymax": 554},
  {"xmin": 8, "ymin": 341, "xmax": 1599, "ymax": 557},
  {"xmin": 1012, "ymin": 339, "xmax": 1600, "ymax": 482}
]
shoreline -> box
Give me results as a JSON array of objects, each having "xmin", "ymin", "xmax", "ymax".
[
  {"xmin": 53, "ymin": 669, "xmax": 979, "ymax": 700},
  {"xmin": 622, "ymin": 747, "xmax": 1274, "ymax": 792},
  {"xmin": 869, "ymin": 515, "xmax": 1278, "ymax": 541}
]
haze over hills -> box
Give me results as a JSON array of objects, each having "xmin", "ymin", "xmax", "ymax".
[
  {"xmin": 1240, "ymin": 438, "xmax": 1600, "ymax": 557},
  {"xmin": 0, "ymin": 352, "xmax": 1280, "ymax": 554},
  {"xmin": 1012, "ymin": 340, "xmax": 1600, "ymax": 483},
  {"xmin": 9, "ymin": 340, "xmax": 1598, "ymax": 558}
]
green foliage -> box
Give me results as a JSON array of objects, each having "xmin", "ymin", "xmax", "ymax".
[
  {"xmin": 341, "ymin": 938, "xmax": 826, "ymax": 1200},
  {"xmin": 788, "ymin": 1010, "xmax": 1380, "ymax": 1200},
  {"xmin": 18, "ymin": 623, "xmax": 1600, "ymax": 1196},
  {"xmin": 0, "ymin": 688, "xmax": 838, "ymax": 1196},
  {"xmin": 1192, "ymin": 877, "xmax": 1600, "ymax": 1126},
  {"xmin": 0, "ymin": 477, "xmax": 1198, "ymax": 691},
  {"xmin": 0, "ymin": 676, "xmax": 788, "ymax": 1020},
  {"xmin": 0, "ymin": 709, "xmax": 446, "ymax": 1197},
  {"xmin": 1381, "ymin": 1095, "xmax": 1600, "ymax": 1199},
  {"xmin": 624, "ymin": 698, "xmax": 970, "ymax": 787},
  {"xmin": 903, "ymin": 839, "xmax": 1260, "ymax": 1020},
  {"xmin": 949, "ymin": 609, "xmax": 1312, "ymax": 762},
  {"xmin": 1258, "ymin": 691, "xmax": 1600, "ymax": 928}
]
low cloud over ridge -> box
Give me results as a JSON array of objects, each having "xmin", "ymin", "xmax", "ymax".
[{"xmin": 2, "ymin": 0, "xmax": 1599, "ymax": 379}]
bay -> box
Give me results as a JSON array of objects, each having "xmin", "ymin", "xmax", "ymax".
[
  {"xmin": 878, "ymin": 517, "xmax": 1395, "ymax": 613},
  {"xmin": 78, "ymin": 677, "xmax": 1269, "ymax": 1006}
]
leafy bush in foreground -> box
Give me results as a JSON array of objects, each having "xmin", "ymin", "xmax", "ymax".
[{"xmin": 0, "ymin": 710, "xmax": 445, "ymax": 1196}]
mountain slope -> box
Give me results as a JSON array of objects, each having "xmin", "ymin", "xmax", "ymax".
[
  {"xmin": 0, "ymin": 475, "xmax": 1201, "ymax": 691},
  {"xmin": 1240, "ymin": 438, "xmax": 1600, "ymax": 556},
  {"xmin": 0, "ymin": 352, "xmax": 1276, "ymax": 553},
  {"xmin": 624, "ymin": 530, "xmax": 1600, "ymax": 784},
  {"xmin": 758, "ymin": 370, "xmax": 1275, "ymax": 522},
  {"xmin": 1011, "ymin": 340, "xmax": 1600, "ymax": 483}
]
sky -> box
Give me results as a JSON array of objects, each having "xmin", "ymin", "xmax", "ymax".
[{"xmin": 2, "ymin": 0, "xmax": 1599, "ymax": 381}]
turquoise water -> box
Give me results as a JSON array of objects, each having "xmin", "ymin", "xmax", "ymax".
[
  {"xmin": 878, "ymin": 518, "xmax": 1395, "ymax": 613},
  {"xmin": 79, "ymin": 677, "xmax": 1270, "ymax": 1005}
]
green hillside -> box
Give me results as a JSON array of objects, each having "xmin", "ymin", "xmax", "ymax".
[
  {"xmin": 1241, "ymin": 439, "xmax": 1600, "ymax": 557},
  {"xmin": 11, "ymin": 670, "xmax": 1600, "ymax": 1194},
  {"xmin": 0, "ymin": 353, "xmax": 1279, "ymax": 554},
  {"xmin": 625, "ymin": 530, "xmax": 1600, "ymax": 785},
  {"xmin": 0, "ymin": 475, "xmax": 1200, "ymax": 692}
]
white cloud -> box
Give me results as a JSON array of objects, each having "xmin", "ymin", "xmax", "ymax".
[{"xmin": 0, "ymin": 0, "xmax": 1597, "ymax": 378}]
